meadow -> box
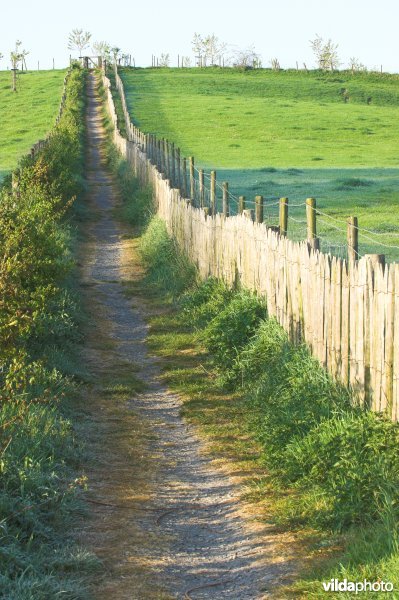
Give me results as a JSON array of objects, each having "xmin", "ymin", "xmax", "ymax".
[
  {"xmin": 0, "ymin": 69, "xmax": 66, "ymax": 179},
  {"xmin": 120, "ymin": 67, "xmax": 399, "ymax": 261}
]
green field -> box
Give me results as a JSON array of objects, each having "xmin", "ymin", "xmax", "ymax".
[
  {"xmin": 120, "ymin": 67, "xmax": 399, "ymax": 261},
  {"xmin": 0, "ymin": 69, "xmax": 66, "ymax": 179}
]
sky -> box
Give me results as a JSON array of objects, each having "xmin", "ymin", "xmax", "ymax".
[{"xmin": 0, "ymin": 0, "xmax": 398, "ymax": 72}]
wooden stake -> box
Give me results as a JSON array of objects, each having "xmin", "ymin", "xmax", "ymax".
[
  {"xmin": 170, "ymin": 142, "xmax": 176, "ymax": 186},
  {"xmin": 255, "ymin": 195, "xmax": 264, "ymax": 223},
  {"xmin": 223, "ymin": 182, "xmax": 229, "ymax": 217},
  {"xmin": 306, "ymin": 197, "xmax": 319, "ymax": 250},
  {"xmin": 364, "ymin": 254, "xmax": 385, "ymax": 271},
  {"xmin": 238, "ymin": 196, "xmax": 246, "ymax": 214},
  {"xmin": 347, "ymin": 216, "xmax": 359, "ymax": 264},
  {"xmin": 182, "ymin": 158, "xmax": 188, "ymax": 197},
  {"xmin": 175, "ymin": 147, "xmax": 181, "ymax": 190},
  {"xmin": 189, "ymin": 157, "xmax": 195, "ymax": 201},
  {"xmin": 210, "ymin": 170, "xmax": 216, "ymax": 214},
  {"xmin": 199, "ymin": 169, "xmax": 205, "ymax": 207},
  {"xmin": 279, "ymin": 197, "xmax": 288, "ymax": 236}
]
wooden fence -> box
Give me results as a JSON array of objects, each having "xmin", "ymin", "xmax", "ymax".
[{"xmin": 103, "ymin": 69, "xmax": 399, "ymax": 421}]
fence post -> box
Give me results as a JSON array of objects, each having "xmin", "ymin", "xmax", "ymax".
[
  {"xmin": 364, "ymin": 254, "xmax": 385, "ymax": 271},
  {"xmin": 239, "ymin": 196, "xmax": 246, "ymax": 214},
  {"xmin": 164, "ymin": 140, "xmax": 168, "ymax": 177},
  {"xmin": 175, "ymin": 147, "xmax": 181, "ymax": 191},
  {"xmin": 347, "ymin": 216, "xmax": 359, "ymax": 264},
  {"xmin": 189, "ymin": 157, "xmax": 195, "ymax": 202},
  {"xmin": 279, "ymin": 197, "xmax": 288, "ymax": 236},
  {"xmin": 306, "ymin": 197, "xmax": 320, "ymax": 251},
  {"xmin": 255, "ymin": 195, "xmax": 264, "ymax": 223},
  {"xmin": 160, "ymin": 139, "xmax": 165, "ymax": 173},
  {"xmin": 210, "ymin": 170, "xmax": 216, "ymax": 215},
  {"xmin": 223, "ymin": 182, "xmax": 229, "ymax": 217},
  {"xmin": 199, "ymin": 169, "xmax": 205, "ymax": 207},
  {"xmin": 171, "ymin": 142, "xmax": 176, "ymax": 186},
  {"xmin": 182, "ymin": 158, "xmax": 188, "ymax": 197},
  {"xmin": 156, "ymin": 138, "xmax": 161, "ymax": 169}
]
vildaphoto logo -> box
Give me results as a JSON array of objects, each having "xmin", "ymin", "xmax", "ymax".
[{"xmin": 322, "ymin": 579, "xmax": 394, "ymax": 594}]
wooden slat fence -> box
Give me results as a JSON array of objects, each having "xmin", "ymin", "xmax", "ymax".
[{"xmin": 103, "ymin": 69, "xmax": 399, "ymax": 420}]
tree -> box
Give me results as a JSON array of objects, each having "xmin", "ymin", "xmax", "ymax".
[
  {"xmin": 192, "ymin": 32, "xmax": 205, "ymax": 65},
  {"xmin": 349, "ymin": 57, "xmax": 367, "ymax": 73},
  {"xmin": 181, "ymin": 56, "xmax": 191, "ymax": 67},
  {"xmin": 310, "ymin": 34, "xmax": 340, "ymax": 71},
  {"xmin": 68, "ymin": 29, "xmax": 91, "ymax": 56},
  {"xmin": 234, "ymin": 45, "xmax": 262, "ymax": 69},
  {"xmin": 10, "ymin": 41, "xmax": 29, "ymax": 92},
  {"xmin": 270, "ymin": 57, "xmax": 280, "ymax": 71},
  {"xmin": 192, "ymin": 33, "xmax": 229, "ymax": 67},
  {"xmin": 159, "ymin": 53, "xmax": 170, "ymax": 67},
  {"xmin": 110, "ymin": 47, "xmax": 122, "ymax": 65},
  {"xmin": 92, "ymin": 41, "xmax": 111, "ymax": 61},
  {"xmin": 204, "ymin": 34, "xmax": 220, "ymax": 65}
]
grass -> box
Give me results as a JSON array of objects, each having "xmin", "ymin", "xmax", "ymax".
[
  {"xmin": 120, "ymin": 67, "xmax": 399, "ymax": 169},
  {"xmin": 119, "ymin": 67, "xmax": 399, "ymax": 261},
  {"xmin": 0, "ymin": 69, "xmax": 66, "ymax": 178}
]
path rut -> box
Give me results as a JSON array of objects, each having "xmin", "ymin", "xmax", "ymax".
[{"xmin": 80, "ymin": 72, "xmax": 295, "ymax": 599}]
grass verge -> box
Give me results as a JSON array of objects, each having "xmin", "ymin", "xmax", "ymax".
[{"xmin": 0, "ymin": 65, "xmax": 100, "ymax": 598}]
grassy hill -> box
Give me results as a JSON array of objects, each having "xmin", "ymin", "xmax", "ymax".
[
  {"xmin": 0, "ymin": 69, "xmax": 66, "ymax": 179},
  {"xmin": 120, "ymin": 67, "xmax": 399, "ymax": 169},
  {"xmin": 120, "ymin": 67, "xmax": 399, "ymax": 261}
]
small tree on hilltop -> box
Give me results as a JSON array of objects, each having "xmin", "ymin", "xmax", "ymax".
[
  {"xmin": 310, "ymin": 34, "xmax": 340, "ymax": 70},
  {"xmin": 234, "ymin": 45, "xmax": 262, "ymax": 69},
  {"xmin": 192, "ymin": 32, "xmax": 205, "ymax": 66},
  {"xmin": 349, "ymin": 56, "xmax": 367, "ymax": 74},
  {"xmin": 111, "ymin": 47, "xmax": 122, "ymax": 66},
  {"xmin": 181, "ymin": 56, "xmax": 191, "ymax": 67},
  {"xmin": 68, "ymin": 29, "xmax": 92, "ymax": 57},
  {"xmin": 159, "ymin": 53, "xmax": 170, "ymax": 67},
  {"xmin": 270, "ymin": 57, "xmax": 281, "ymax": 71},
  {"xmin": 10, "ymin": 41, "xmax": 29, "ymax": 92},
  {"xmin": 92, "ymin": 41, "xmax": 111, "ymax": 61}
]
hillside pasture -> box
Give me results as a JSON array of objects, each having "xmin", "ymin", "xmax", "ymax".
[
  {"xmin": 120, "ymin": 67, "xmax": 399, "ymax": 261},
  {"xmin": 0, "ymin": 69, "xmax": 66, "ymax": 179}
]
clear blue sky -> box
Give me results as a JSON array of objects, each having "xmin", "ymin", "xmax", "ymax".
[{"xmin": 1, "ymin": 0, "xmax": 398, "ymax": 72}]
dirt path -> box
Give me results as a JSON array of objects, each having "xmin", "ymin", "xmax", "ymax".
[{"xmin": 78, "ymin": 73, "xmax": 296, "ymax": 599}]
